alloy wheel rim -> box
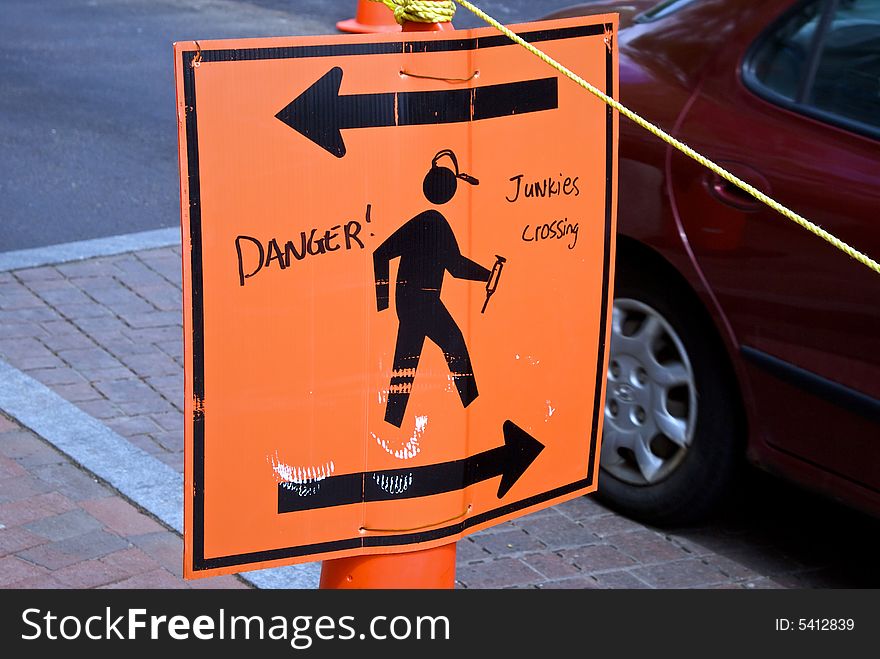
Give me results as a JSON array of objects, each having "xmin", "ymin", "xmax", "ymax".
[{"xmin": 601, "ymin": 298, "xmax": 697, "ymax": 486}]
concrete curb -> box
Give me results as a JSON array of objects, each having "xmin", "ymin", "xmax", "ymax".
[
  {"xmin": 0, "ymin": 228, "xmax": 182, "ymax": 272},
  {"xmin": 0, "ymin": 360, "xmax": 185, "ymax": 532}
]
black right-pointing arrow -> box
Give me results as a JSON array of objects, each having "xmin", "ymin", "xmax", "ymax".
[
  {"xmin": 278, "ymin": 420, "xmax": 545, "ymax": 513},
  {"xmin": 276, "ymin": 66, "xmax": 559, "ymax": 157}
]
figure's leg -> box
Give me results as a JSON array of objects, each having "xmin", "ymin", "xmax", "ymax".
[
  {"xmin": 385, "ymin": 322, "xmax": 426, "ymax": 428},
  {"xmin": 426, "ymin": 305, "xmax": 479, "ymax": 409}
]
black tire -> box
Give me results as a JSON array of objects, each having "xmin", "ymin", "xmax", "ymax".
[{"xmin": 596, "ymin": 257, "xmax": 743, "ymax": 527}]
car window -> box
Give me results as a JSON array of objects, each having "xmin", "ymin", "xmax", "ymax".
[
  {"xmin": 750, "ymin": 1, "xmax": 825, "ymax": 101},
  {"xmin": 635, "ymin": 0, "xmax": 700, "ymax": 23},
  {"xmin": 809, "ymin": 0, "xmax": 880, "ymax": 127},
  {"xmin": 747, "ymin": 0, "xmax": 880, "ymax": 136}
]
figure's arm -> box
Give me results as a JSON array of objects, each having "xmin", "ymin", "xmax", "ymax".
[
  {"xmin": 447, "ymin": 255, "xmax": 491, "ymax": 282},
  {"xmin": 445, "ymin": 230, "xmax": 491, "ymax": 283},
  {"xmin": 437, "ymin": 213, "xmax": 491, "ymax": 282},
  {"xmin": 373, "ymin": 224, "xmax": 405, "ymax": 311},
  {"xmin": 373, "ymin": 244, "xmax": 391, "ymax": 312}
]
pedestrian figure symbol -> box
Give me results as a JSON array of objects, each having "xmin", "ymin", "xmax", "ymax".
[{"xmin": 373, "ymin": 149, "xmax": 505, "ymax": 428}]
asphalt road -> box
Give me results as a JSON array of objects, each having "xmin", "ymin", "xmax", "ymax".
[{"xmin": 0, "ymin": 0, "xmax": 568, "ymax": 251}]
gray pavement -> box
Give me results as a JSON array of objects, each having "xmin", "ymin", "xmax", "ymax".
[{"xmin": 2, "ymin": 233, "xmax": 879, "ymax": 589}]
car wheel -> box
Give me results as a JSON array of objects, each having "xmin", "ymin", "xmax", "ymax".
[{"xmin": 597, "ymin": 261, "xmax": 742, "ymax": 526}]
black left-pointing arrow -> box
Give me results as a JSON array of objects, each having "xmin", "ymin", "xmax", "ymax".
[
  {"xmin": 276, "ymin": 66, "xmax": 559, "ymax": 158},
  {"xmin": 278, "ymin": 420, "xmax": 544, "ymax": 513}
]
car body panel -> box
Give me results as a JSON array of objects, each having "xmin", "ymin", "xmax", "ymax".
[
  {"xmin": 542, "ymin": 0, "xmax": 880, "ymax": 516},
  {"xmin": 671, "ymin": 1, "xmax": 880, "ymax": 493}
]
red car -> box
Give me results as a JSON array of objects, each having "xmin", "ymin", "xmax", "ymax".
[{"xmin": 542, "ymin": 0, "xmax": 880, "ymax": 525}]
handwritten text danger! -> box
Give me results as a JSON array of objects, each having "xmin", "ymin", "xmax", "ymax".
[{"xmin": 235, "ymin": 204, "xmax": 372, "ymax": 286}]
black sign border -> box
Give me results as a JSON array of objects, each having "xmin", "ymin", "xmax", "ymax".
[{"xmin": 181, "ymin": 22, "xmax": 615, "ymax": 573}]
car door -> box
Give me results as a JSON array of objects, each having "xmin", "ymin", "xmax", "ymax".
[{"xmin": 669, "ymin": 0, "xmax": 880, "ymax": 491}]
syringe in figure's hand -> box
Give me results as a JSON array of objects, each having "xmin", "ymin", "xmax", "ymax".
[{"xmin": 481, "ymin": 255, "xmax": 507, "ymax": 314}]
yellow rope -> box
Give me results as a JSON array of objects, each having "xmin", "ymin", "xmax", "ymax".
[
  {"xmin": 460, "ymin": 1, "xmax": 880, "ymax": 275},
  {"xmin": 367, "ymin": 0, "xmax": 880, "ymax": 275},
  {"xmin": 372, "ymin": 0, "xmax": 456, "ymax": 24}
]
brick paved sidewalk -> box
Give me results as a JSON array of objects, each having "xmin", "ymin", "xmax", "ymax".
[
  {"xmin": 0, "ymin": 412, "xmax": 246, "ymax": 589},
  {"xmin": 0, "ymin": 249, "xmax": 187, "ymax": 472},
  {"xmin": 1, "ymin": 245, "xmax": 875, "ymax": 589}
]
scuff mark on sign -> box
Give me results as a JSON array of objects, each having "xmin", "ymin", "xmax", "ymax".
[
  {"xmin": 193, "ymin": 395, "xmax": 206, "ymax": 420},
  {"xmin": 372, "ymin": 415, "xmax": 427, "ymax": 460},
  {"xmin": 280, "ymin": 481, "xmax": 320, "ymax": 497},
  {"xmin": 372, "ymin": 472, "xmax": 414, "ymax": 495},
  {"xmin": 270, "ymin": 453, "xmax": 335, "ymax": 498},
  {"xmin": 271, "ymin": 456, "xmax": 335, "ymax": 483}
]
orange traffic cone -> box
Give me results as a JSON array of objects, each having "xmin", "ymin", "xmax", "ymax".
[
  {"xmin": 337, "ymin": 0, "xmax": 402, "ymax": 33},
  {"xmin": 320, "ymin": 543, "xmax": 457, "ymax": 589}
]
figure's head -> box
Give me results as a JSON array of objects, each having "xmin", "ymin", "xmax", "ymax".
[{"xmin": 423, "ymin": 149, "xmax": 479, "ymax": 205}]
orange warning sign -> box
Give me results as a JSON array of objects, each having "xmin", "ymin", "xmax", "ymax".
[{"xmin": 174, "ymin": 14, "xmax": 618, "ymax": 579}]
